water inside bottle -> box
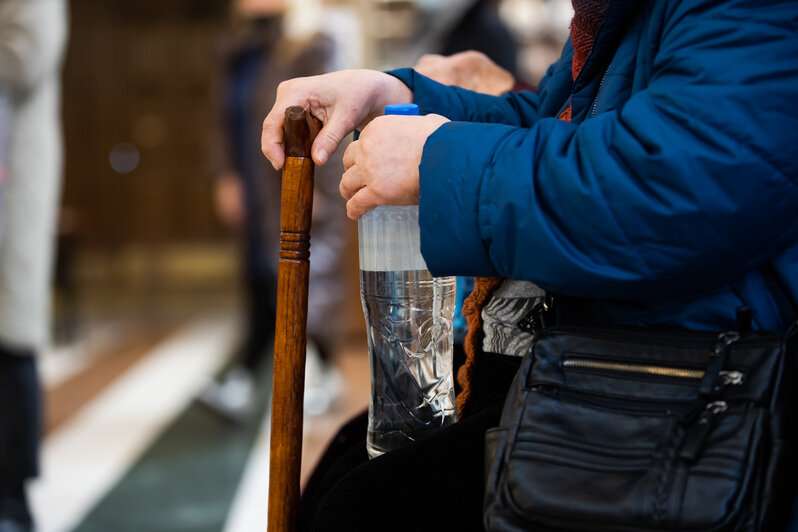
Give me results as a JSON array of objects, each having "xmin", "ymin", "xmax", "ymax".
[{"xmin": 360, "ymin": 269, "xmax": 458, "ymax": 458}]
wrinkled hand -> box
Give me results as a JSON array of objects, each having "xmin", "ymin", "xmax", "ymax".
[
  {"xmin": 261, "ymin": 70, "xmax": 412, "ymax": 170},
  {"xmin": 339, "ymin": 114, "xmax": 449, "ymax": 220},
  {"xmin": 414, "ymin": 50, "xmax": 515, "ymax": 96}
]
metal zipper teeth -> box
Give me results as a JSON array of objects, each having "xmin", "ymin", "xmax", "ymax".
[
  {"xmin": 563, "ymin": 358, "xmax": 704, "ymax": 380},
  {"xmin": 590, "ymin": 62, "xmax": 612, "ymax": 118}
]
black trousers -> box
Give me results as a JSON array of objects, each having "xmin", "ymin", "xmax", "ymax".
[
  {"xmin": 299, "ymin": 350, "xmax": 521, "ymax": 532},
  {"xmin": 0, "ymin": 346, "xmax": 40, "ymax": 523}
]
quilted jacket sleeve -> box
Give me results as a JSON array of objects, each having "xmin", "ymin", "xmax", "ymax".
[{"xmin": 411, "ymin": 0, "xmax": 798, "ymax": 300}]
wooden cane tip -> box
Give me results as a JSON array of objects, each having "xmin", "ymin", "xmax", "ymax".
[
  {"xmin": 284, "ymin": 107, "xmax": 313, "ymax": 158},
  {"xmin": 285, "ymin": 106, "xmax": 306, "ymax": 122}
]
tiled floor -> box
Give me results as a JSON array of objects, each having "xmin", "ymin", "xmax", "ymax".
[{"xmin": 33, "ymin": 304, "xmax": 370, "ymax": 531}]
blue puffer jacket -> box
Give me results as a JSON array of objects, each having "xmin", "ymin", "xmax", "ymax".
[{"xmin": 390, "ymin": 0, "xmax": 798, "ymax": 333}]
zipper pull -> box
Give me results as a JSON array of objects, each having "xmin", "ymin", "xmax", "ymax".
[
  {"xmin": 699, "ymin": 331, "xmax": 740, "ymax": 396},
  {"xmin": 719, "ymin": 370, "xmax": 744, "ymax": 386},
  {"xmin": 680, "ymin": 401, "xmax": 727, "ymax": 462}
]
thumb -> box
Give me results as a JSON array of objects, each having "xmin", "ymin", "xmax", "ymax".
[{"xmin": 311, "ymin": 118, "xmax": 353, "ymax": 166}]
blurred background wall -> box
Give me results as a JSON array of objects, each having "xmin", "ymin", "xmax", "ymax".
[{"xmin": 56, "ymin": 0, "xmax": 235, "ymax": 338}]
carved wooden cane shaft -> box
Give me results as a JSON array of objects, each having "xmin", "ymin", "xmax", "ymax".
[{"xmin": 268, "ymin": 106, "xmax": 320, "ymax": 532}]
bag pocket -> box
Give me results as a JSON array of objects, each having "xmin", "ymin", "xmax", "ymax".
[{"xmin": 494, "ymin": 387, "xmax": 766, "ymax": 532}]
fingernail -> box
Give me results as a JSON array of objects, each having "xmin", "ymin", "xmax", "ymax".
[{"xmin": 317, "ymin": 148, "xmax": 329, "ymax": 165}]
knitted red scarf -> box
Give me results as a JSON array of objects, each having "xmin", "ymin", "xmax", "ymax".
[
  {"xmin": 456, "ymin": 0, "xmax": 608, "ymax": 415},
  {"xmin": 560, "ymin": 0, "xmax": 609, "ymax": 119}
]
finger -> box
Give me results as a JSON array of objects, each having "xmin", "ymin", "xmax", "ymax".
[
  {"xmin": 339, "ymin": 166, "xmax": 365, "ymax": 201},
  {"xmin": 346, "ymin": 186, "xmax": 380, "ymax": 220},
  {"xmin": 342, "ymin": 140, "xmax": 359, "ymax": 171},
  {"xmin": 261, "ymin": 110, "xmax": 286, "ymax": 170}
]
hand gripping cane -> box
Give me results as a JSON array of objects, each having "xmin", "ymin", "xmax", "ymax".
[{"xmin": 268, "ymin": 106, "xmax": 321, "ymax": 532}]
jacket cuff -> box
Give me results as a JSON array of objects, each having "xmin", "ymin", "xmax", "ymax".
[
  {"xmin": 385, "ymin": 68, "xmax": 459, "ymax": 118},
  {"xmin": 418, "ymin": 121, "xmax": 515, "ymax": 278},
  {"xmin": 385, "ymin": 67, "xmax": 415, "ymax": 90}
]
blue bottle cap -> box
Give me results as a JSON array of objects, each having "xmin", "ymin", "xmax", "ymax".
[{"xmin": 384, "ymin": 103, "xmax": 419, "ymax": 116}]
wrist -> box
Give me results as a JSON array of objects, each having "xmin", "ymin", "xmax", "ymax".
[
  {"xmin": 384, "ymin": 72, "xmax": 413, "ymax": 104},
  {"xmin": 370, "ymin": 71, "xmax": 413, "ymax": 119}
]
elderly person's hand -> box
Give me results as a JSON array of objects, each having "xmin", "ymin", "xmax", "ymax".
[
  {"xmin": 414, "ymin": 50, "xmax": 515, "ymax": 96},
  {"xmin": 261, "ymin": 69, "xmax": 412, "ymax": 170},
  {"xmin": 339, "ymin": 113, "xmax": 449, "ymax": 220}
]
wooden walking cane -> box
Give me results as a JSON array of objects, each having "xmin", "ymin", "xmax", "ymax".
[{"xmin": 268, "ymin": 106, "xmax": 321, "ymax": 532}]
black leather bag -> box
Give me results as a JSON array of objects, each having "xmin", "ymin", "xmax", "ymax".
[{"xmin": 484, "ymin": 324, "xmax": 798, "ymax": 531}]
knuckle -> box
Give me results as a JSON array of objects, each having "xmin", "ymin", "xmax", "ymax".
[{"xmin": 275, "ymin": 79, "xmax": 293, "ymax": 94}]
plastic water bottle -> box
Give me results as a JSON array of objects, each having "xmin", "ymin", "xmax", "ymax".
[{"xmin": 358, "ymin": 104, "xmax": 458, "ymax": 459}]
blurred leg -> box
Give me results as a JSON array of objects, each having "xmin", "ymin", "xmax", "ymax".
[
  {"xmin": 0, "ymin": 346, "xmax": 40, "ymax": 529},
  {"xmin": 241, "ymin": 273, "xmax": 276, "ymax": 373},
  {"xmin": 298, "ymin": 411, "xmax": 369, "ymax": 532}
]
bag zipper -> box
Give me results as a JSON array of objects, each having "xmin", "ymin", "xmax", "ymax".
[
  {"xmin": 680, "ymin": 400, "xmax": 729, "ymax": 461},
  {"xmin": 564, "ymin": 358, "xmax": 702, "ymax": 380},
  {"xmin": 562, "ymin": 357, "xmax": 744, "ymax": 386}
]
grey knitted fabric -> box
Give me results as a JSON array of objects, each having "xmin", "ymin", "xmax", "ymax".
[{"xmin": 481, "ymin": 280, "xmax": 546, "ymax": 357}]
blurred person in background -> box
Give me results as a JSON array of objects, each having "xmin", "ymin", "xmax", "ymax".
[
  {"xmin": 437, "ymin": 0, "xmax": 518, "ymax": 81},
  {"xmin": 0, "ymin": 0, "xmax": 68, "ymax": 530},
  {"xmin": 200, "ymin": 0, "xmax": 349, "ymax": 422}
]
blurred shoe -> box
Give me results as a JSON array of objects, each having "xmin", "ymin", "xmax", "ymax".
[
  {"xmin": 303, "ymin": 341, "xmax": 342, "ymax": 417},
  {"xmin": 197, "ymin": 366, "xmax": 255, "ymax": 423}
]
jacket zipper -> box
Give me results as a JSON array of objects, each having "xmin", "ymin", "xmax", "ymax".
[
  {"xmin": 562, "ymin": 357, "xmax": 744, "ymax": 386},
  {"xmin": 590, "ymin": 62, "xmax": 612, "ymax": 118}
]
